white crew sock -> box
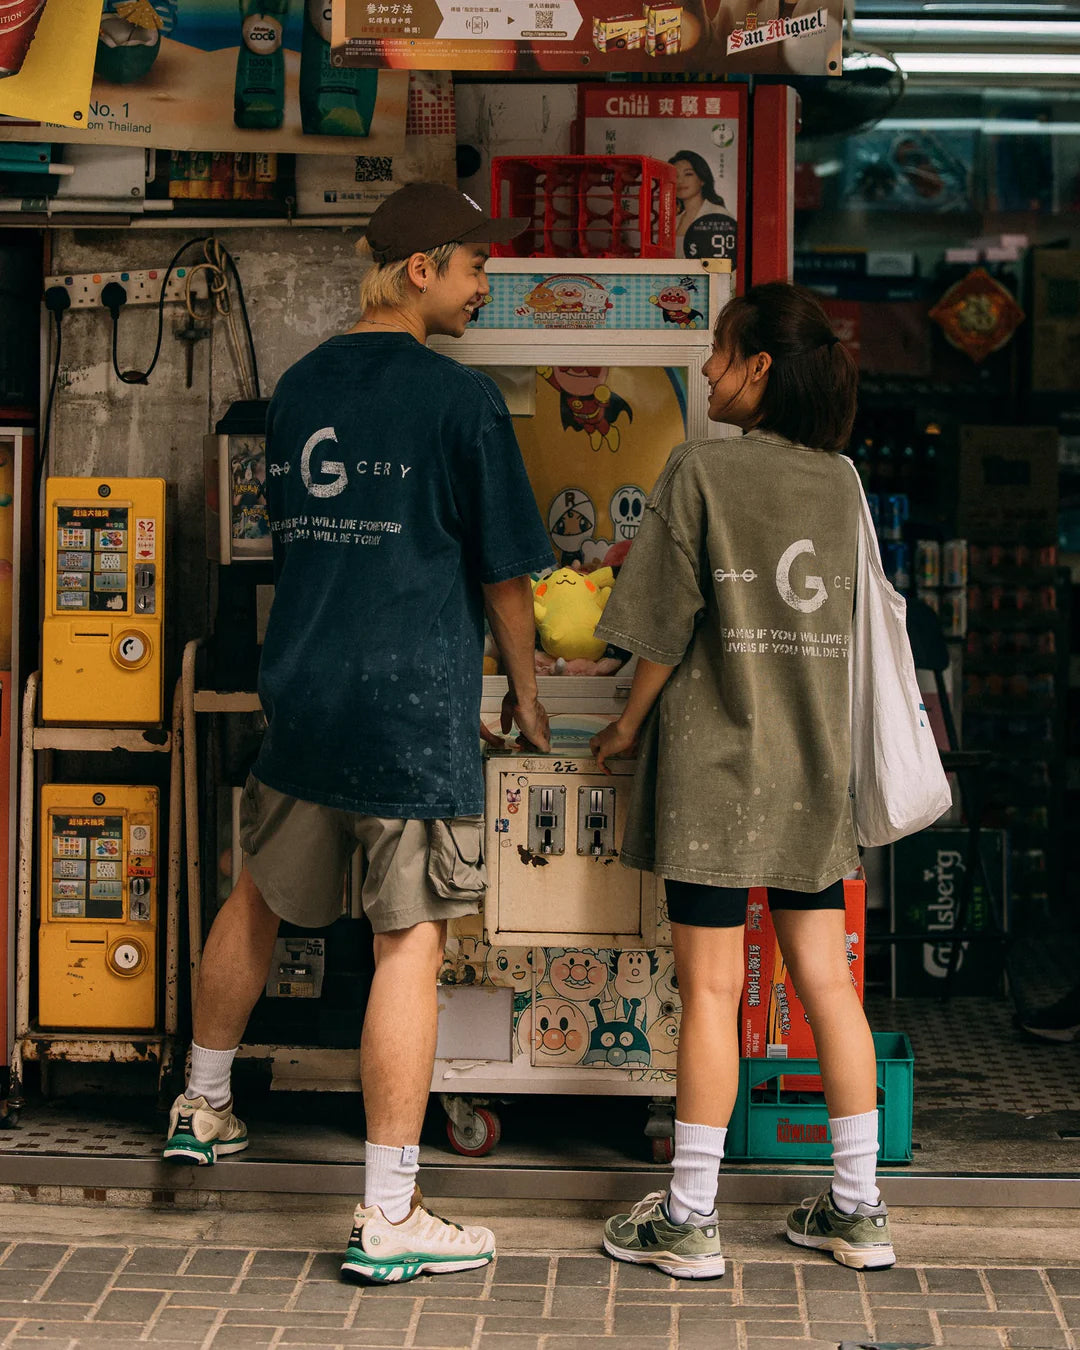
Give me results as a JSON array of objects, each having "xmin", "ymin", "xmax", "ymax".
[
  {"xmin": 830, "ymin": 1109, "xmax": 881, "ymax": 1213},
  {"xmin": 666, "ymin": 1119, "xmax": 727, "ymax": 1224},
  {"xmin": 364, "ymin": 1142, "xmax": 420, "ymax": 1223},
  {"xmin": 185, "ymin": 1042, "xmax": 237, "ymax": 1109}
]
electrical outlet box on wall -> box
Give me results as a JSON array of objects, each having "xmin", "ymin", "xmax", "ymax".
[{"xmin": 43, "ymin": 269, "xmax": 208, "ymax": 309}]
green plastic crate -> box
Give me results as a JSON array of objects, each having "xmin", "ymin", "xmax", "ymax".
[{"xmin": 725, "ymin": 1031, "xmax": 914, "ymax": 1164}]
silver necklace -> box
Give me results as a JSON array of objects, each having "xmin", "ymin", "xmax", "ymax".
[{"xmin": 356, "ymin": 318, "xmax": 409, "ymax": 331}]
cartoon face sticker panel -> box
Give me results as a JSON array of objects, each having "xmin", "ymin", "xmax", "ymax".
[
  {"xmin": 582, "ymin": 996, "xmax": 651, "ymax": 1069},
  {"xmin": 610, "ymin": 485, "xmax": 646, "ymax": 544},
  {"xmin": 518, "ymin": 368, "xmax": 687, "ymax": 568},
  {"xmin": 547, "ymin": 947, "xmax": 611, "ymax": 1002},
  {"xmin": 647, "ymin": 1012, "xmax": 680, "ymax": 1071},
  {"xmin": 519, "ymin": 998, "xmax": 590, "ymax": 1066},
  {"xmin": 539, "ymin": 366, "xmax": 632, "ymax": 454},
  {"xmin": 547, "ymin": 488, "xmax": 596, "ymax": 567},
  {"xmin": 609, "ymin": 949, "xmax": 659, "ymax": 1023}
]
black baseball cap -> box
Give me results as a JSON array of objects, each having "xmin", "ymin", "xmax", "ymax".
[{"xmin": 365, "ymin": 181, "xmax": 529, "ymax": 265}]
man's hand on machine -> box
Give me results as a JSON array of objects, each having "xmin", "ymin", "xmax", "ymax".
[
  {"xmin": 501, "ymin": 687, "xmax": 551, "ymax": 753},
  {"xmin": 590, "ymin": 718, "xmax": 638, "ymax": 775}
]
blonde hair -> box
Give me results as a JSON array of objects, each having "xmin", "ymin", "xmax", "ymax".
[{"xmin": 355, "ymin": 237, "xmax": 459, "ymax": 311}]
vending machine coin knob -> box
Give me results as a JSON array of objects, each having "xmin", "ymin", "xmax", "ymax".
[
  {"xmin": 109, "ymin": 940, "xmax": 144, "ymax": 975},
  {"xmin": 112, "ymin": 630, "xmax": 151, "ymax": 670}
]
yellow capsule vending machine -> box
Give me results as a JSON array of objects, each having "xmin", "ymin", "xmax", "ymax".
[
  {"xmin": 42, "ymin": 477, "xmax": 166, "ymax": 725},
  {"xmin": 38, "ymin": 784, "xmax": 159, "ymax": 1031}
]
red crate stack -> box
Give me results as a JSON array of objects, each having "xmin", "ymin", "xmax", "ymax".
[{"xmin": 490, "ymin": 155, "xmax": 677, "ymax": 259}]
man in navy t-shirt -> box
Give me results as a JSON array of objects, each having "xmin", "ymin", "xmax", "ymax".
[{"xmin": 164, "ymin": 183, "xmax": 554, "ymax": 1280}]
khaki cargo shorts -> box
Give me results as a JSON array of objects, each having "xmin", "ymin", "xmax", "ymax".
[{"xmin": 238, "ymin": 774, "xmax": 486, "ymax": 933}]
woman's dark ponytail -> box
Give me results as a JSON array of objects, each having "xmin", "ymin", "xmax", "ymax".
[{"xmin": 713, "ymin": 282, "xmax": 858, "ymax": 452}]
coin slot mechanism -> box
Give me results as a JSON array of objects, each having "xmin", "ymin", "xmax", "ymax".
[
  {"xmin": 528, "ymin": 784, "xmax": 566, "ymax": 856},
  {"xmin": 578, "ymin": 784, "xmax": 616, "ymax": 856}
]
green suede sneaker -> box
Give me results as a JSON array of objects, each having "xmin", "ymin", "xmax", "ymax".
[
  {"xmin": 786, "ymin": 1189, "xmax": 895, "ymax": 1269},
  {"xmin": 603, "ymin": 1191, "xmax": 726, "ymax": 1279}
]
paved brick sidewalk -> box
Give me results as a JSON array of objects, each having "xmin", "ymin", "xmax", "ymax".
[{"xmin": 1, "ymin": 1239, "xmax": 1078, "ymax": 1350}]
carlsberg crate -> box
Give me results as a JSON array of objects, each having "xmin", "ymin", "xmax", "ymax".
[{"xmin": 725, "ymin": 1032, "xmax": 914, "ymax": 1164}]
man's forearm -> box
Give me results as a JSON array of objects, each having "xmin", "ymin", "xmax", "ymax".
[{"xmin": 482, "ymin": 575, "xmax": 539, "ymax": 698}]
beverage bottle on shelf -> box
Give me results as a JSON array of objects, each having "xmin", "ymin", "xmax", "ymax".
[
  {"xmin": 235, "ymin": 0, "xmax": 288, "ymax": 129},
  {"xmin": 299, "ymin": 0, "xmax": 378, "ymax": 134},
  {"xmin": 874, "ymin": 441, "xmax": 896, "ymax": 496},
  {"xmin": 899, "ymin": 443, "xmax": 917, "ymax": 496},
  {"xmin": 852, "ymin": 437, "xmax": 873, "ymax": 488}
]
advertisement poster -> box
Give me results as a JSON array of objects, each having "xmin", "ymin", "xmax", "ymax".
[
  {"xmin": 0, "ymin": 0, "xmax": 102, "ymax": 128},
  {"xmin": 332, "ymin": 0, "xmax": 842, "ymax": 76},
  {"xmin": 0, "ymin": 0, "xmax": 407, "ymax": 153},
  {"xmin": 294, "ymin": 69, "xmax": 454, "ymax": 213},
  {"xmin": 581, "ymin": 85, "xmax": 745, "ymax": 271}
]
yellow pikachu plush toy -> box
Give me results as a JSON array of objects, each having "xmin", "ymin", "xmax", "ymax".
[{"xmin": 532, "ymin": 567, "xmax": 615, "ymax": 661}]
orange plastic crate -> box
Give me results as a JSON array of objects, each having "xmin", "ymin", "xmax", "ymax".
[{"xmin": 491, "ymin": 155, "xmax": 677, "ymax": 259}]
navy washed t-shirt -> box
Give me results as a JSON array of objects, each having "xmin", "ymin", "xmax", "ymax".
[{"xmin": 251, "ymin": 332, "xmax": 554, "ymax": 817}]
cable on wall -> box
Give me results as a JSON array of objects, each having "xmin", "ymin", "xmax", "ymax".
[{"xmin": 104, "ymin": 235, "xmax": 261, "ymax": 396}]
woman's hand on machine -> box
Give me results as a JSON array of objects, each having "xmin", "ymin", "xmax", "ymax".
[{"xmin": 590, "ymin": 718, "xmax": 638, "ymax": 775}]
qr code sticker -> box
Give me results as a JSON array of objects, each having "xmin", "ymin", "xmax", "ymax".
[
  {"xmin": 354, "ymin": 157, "xmax": 394, "ymax": 183},
  {"xmin": 534, "ymin": 10, "xmax": 553, "ymax": 26}
]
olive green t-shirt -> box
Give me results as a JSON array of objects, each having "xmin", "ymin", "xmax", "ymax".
[{"xmin": 594, "ymin": 430, "xmax": 860, "ymax": 892}]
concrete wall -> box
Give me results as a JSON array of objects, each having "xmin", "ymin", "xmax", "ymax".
[{"xmin": 47, "ymin": 226, "xmax": 367, "ymax": 652}]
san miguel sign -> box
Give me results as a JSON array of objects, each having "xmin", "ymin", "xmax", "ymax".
[{"xmin": 331, "ymin": 0, "xmax": 843, "ymax": 74}]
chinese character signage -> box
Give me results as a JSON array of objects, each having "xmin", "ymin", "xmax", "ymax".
[
  {"xmin": 332, "ymin": 0, "xmax": 842, "ymax": 74},
  {"xmin": 581, "ymin": 85, "xmax": 745, "ymax": 273}
]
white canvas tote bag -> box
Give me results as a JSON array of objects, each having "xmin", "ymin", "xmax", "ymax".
[{"xmin": 846, "ymin": 460, "xmax": 953, "ymax": 847}]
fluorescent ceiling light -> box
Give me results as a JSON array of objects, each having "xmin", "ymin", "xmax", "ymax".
[
  {"xmin": 854, "ymin": 18, "xmax": 1080, "ymax": 39},
  {"xmin": 875, "ymin": 117, "xmax": 1080, "ymax": 133},
  {"xmin": 895, "ymin": 50, "xmax": 1080, "ymax": 73}
]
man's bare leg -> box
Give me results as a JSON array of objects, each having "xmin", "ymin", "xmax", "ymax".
[
  {"xmin": 193, "ymin": 866, "xmax": 281, "ymax": 1050},
  {"xmin": 164, "ymin": 867, "xmax": 279, "ymax": 1161},
  {"xmin": 361, "ymin": 918, "xmax": 446, "ymax": 1144}
]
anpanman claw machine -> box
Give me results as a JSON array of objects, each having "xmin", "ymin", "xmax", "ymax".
[{"xmin": 429, "ymin": 257, "xmax": 733, "ymax": 1158}]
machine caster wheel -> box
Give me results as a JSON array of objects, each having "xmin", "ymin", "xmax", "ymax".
[
  {"xmin": 651, "ymin": 1135, "xmax": 674, "ymax": 1164},
  {"xmin": 446, "ymin": 1106, "xmax": 501, "ymax": 1157}
]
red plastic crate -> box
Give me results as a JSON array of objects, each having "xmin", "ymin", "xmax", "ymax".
[{"xmin": 491, "ymin": 155, "xmax": 677, "ymax": 259}]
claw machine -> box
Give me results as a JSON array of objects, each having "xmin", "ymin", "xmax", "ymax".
[{"xmin": 428, "ymin": 257, "xmax": 733, "ymax": 1158}]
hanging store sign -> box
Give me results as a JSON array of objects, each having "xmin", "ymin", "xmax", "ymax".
[
  {"xmin": 0, "ymin": 0, "xmax": 406, "ymax": 152},
  {"xmin": 330, "ymin": 0, "xmax": 842, "ymax": 75}
]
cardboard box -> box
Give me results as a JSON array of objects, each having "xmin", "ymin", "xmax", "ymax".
[
  {"xmin": 890, "ymin": 829, "xmax": 1008, "ymax": 997},
  {"xmin": 741, "ymin": 879, "xmax": 865, "ymax": 1090},
  {"xmin": 957, "ymin": 425, "xmax": 1059, "ymax": 544},
  {"xmin": 1031, "ymin": 249, "xmax": 1080, "ymax": 393}
]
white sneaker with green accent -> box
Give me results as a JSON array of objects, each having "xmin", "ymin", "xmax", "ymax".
[
  {"xmin": 162, "ymin": 1093, "xmax": 249, "ymax": 1165},
  {"xmin": 340, "ymin": 1190, "xmax": 495, "ymax": 1284}
]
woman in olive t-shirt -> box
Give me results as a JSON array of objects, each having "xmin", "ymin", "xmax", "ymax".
[{"xmin": 591, "ymin": 283, "xmax": 896, "ymax": 1277}]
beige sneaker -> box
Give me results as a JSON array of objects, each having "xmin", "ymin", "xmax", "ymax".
[
  {"xmin": 340, "ymin": 1188, "xmax": 495, "ymax": 1284},
  {"xmin": 162, "ymin": 1093, "xmax": 249, "ymax": 1165}
]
